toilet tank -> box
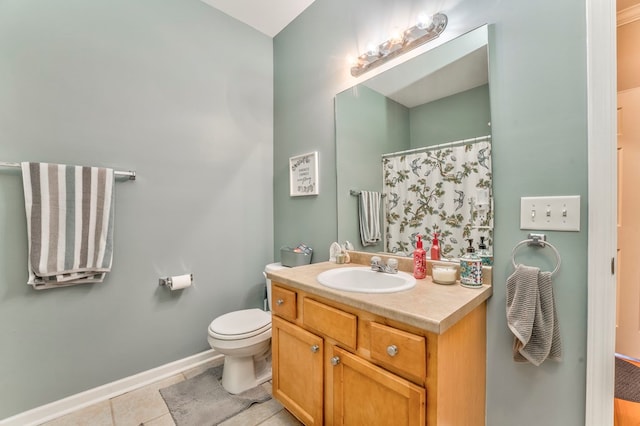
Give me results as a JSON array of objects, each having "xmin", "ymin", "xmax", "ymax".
[{"xmin": 264, "ymin": 262, "xmax": 287, "ymax": 311}]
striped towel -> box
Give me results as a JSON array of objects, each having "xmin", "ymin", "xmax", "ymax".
[
  {"xmin": 21, "ymin": 162, "xmax": 115, "ymax": 289},
  {"xmin": 358, "ymin": 191, "xmax": 382, "ymax": 247}
]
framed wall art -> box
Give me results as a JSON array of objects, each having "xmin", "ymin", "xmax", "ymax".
[{"xmin": 289, "ymin": 151, "xmax": 319, "ymax": 196}]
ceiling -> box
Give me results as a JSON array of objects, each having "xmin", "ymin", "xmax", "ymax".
[
  {"xmin": 201, "ymin": 1, "xmax": 640, "ymax": 38},
  {"xmin": 384, "ymin": 46, "xmax": 488, "ymax": 108},
  {"xmin": 200, "ymin": 0, "xmax": 316, "ymax": 37},
  {"xmin": 199, "ymin": 2, "xmax": 488, "ymax": 108}
]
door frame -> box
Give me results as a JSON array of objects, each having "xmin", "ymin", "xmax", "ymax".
[{"xmin": 585, "ymin": 0, "xmax": 617, "ymax": 424}]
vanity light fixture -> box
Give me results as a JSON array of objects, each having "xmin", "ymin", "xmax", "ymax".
[{"xmin": 350, "ymin": 12, "xmax": 448, "ymax": 77}]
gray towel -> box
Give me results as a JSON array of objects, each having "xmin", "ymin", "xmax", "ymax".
[
  {"xmin": 21, "ymin": 162, "xmax": 115, "ymax": 289},
  {"xmin": 506, "ymin": 264, "xmax": 562, "ymax": 366},
  {"xmin": 358, "ymin": 191, "xmax": 381, "ymax": 246}
]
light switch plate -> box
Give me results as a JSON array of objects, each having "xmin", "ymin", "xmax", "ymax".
[{"xmin": 520, "ymin": 195, "xmax": 581, "ymax": 231}]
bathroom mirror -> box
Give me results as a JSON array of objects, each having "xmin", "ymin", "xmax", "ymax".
[{"xmin": 335, "ymin": 25, "xmax": 492, "ymax": 259}]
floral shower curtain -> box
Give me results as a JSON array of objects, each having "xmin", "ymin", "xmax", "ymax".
[{"xmin": 383, "ymin": 140, "xmax": 492, "ymax": 259}]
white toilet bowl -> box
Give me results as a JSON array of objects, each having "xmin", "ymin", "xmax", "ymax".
[
  {"xmin": 208, "ymin": 308, "xmax": 272, "ymax": 394},
  {"xmin": 207, "ymin": 263, "xmax": 286, "ymax": 394}
]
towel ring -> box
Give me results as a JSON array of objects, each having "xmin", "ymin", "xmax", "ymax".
[{"xmin": 511, "ymin": 237, "xmax": 562, "ymax": 276}]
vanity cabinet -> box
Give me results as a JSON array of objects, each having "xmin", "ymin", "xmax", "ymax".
[
  {"xmin": 272, "ymin": 315, "xmax": 324, "ymax": 425},
  {"xmin": 271, "ymin": 281, "xmax": 487, "ymax": 426},
  {"xmin": 330, "ymin": 346, "xmax": 425, "ymax": 425}
]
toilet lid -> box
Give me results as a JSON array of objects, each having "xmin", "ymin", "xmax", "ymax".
[{"xmin": 209, "ymin": 308, "xmax": 271, "ymax": 340}]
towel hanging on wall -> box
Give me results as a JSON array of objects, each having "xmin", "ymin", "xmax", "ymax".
[
  {"xmin": 21, "ymin": 162, "xmax": 116, "ymax": 289},
  {"xmin": 506, "ymin": 264, "xmax": 562, "ymax": 366},
  {"xmin": 358, "ymin": 190, "xmax": 382, "ymax": 247}
]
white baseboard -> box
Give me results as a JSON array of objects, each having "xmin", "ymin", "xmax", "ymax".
[{"xmin": 0, "ymin": 349, "xmax": 222, "ymax": 426}]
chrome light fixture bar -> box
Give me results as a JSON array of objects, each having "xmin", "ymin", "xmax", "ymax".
[{"xmin": 350, "ymin": 12, "xmax": 448, "ymax": 77}]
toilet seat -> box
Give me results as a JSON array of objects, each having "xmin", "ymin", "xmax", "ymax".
[{"xmin": 208, "ymin": 308, "xmax": 271, "ymax": 341}]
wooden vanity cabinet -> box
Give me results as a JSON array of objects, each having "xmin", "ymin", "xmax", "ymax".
[
  {"xmin": 272, "ymin": 315, "xmax": 324, "ymax": 425},
  {"xmin": 271, "ymin": 282, "xmax": 486, "ymax": 426},
  {"xmin": 331, "ymin": 346, "xmax": 426, "ymax": 425}
]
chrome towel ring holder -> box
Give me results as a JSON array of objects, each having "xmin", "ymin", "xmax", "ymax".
[{"xmin": 511, "ymin": 233, "xmax": 561, "ymax": 276}]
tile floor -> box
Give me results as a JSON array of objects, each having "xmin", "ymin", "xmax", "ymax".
[{"xmin": 38, "ymin": 360, "xmax": 302, "ymax": 426}]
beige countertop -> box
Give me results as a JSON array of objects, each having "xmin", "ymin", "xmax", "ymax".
[{"xmin": 267, "ymin": 261, "xmax": 492, "ymax": 335}]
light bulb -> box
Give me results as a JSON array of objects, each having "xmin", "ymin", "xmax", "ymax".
[
  {"xmin": 380, "ymin": 27, "xmax": 404, "ymax": 55},
  {"xmin": 366, "ymin": 42, "xmax": 379, "ymax": 57},
  {"xmin": 389, "ymin": 28, "xmax": 402, "ymax": 43},
  {"xmin": 416, "ymin": 12, "xmax": 433, "ymax": 30}
]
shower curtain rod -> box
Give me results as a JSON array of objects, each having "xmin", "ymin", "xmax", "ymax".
[
  {"xmin": 0, "ymin": 161, "xmax": 136, "ymax": 180},
  {"xmin": 381, "ymin": 134, "xmax": 492, "ymax": 159}
]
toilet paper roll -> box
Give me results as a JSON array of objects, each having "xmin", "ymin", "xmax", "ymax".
[{"xmin": 168, "ymin": 274, "xmax": 192, "ymax": 290}]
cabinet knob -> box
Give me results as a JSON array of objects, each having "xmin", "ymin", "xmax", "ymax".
[
  {"xmin": 276, "ymin": 298, "xmax": 284, "ymax": 306},
  {"xmin": 330, "ymin": 356, "xmax": 341, "ymax": 366},
  {"xmin": 311, "ymin": 344, "xmax": 320, "ymax": 353},
  {"xmin": 387, "ymin": 344, "xmax": 399, "ymax": 357}
]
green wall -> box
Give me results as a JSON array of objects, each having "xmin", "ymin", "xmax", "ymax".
[
  {"xmin": 410, "ymin": 84, "xmax": 491, "ymax": 147},
  {"xmin": 274, "ymin": 1, "xmax": 588, "ymax": 424},
  {"xmin": 335, "ymin": 85, "xmax": 409, "ymax": 252},
  {"xmin": 0, "ymin": 0, "xmax": 273, "ymax": 418}
]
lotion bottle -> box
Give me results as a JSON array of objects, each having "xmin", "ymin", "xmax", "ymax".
[
  {"xmin": 413, "ymin": 234, "xmax": 427, "ymax": 279},
  {"xmin": 460, "ymin": 239, "xmax": 482, "ymax": 288},
  {"xmin": 430, "ymin": 233, "xmax": 441, "ymax": 261},
  {"xmin": 477, "ymin": 236, "xmax": 493, "ymax": 266}
]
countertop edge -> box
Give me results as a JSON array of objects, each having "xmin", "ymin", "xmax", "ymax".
[{"xmin": 267, "ymin": 262, "xmax": 492, "ymax": 335}]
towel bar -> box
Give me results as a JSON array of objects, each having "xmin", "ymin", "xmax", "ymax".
[
  {"xmin": 350, "ymin": 189, "xmax": 385, "ymax": 197},
  {"xmin": 0, "ymin": 161, "xmax": 136, "ymax": 180},
  {"xmin": 511, "ymin": 233, "xmax": 561, "ymax": 276}
]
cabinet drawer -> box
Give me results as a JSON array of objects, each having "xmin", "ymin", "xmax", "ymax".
[
  {"xmin": 272, "ymin": 285, "xmax": 297, "ymax": 321},
  {"xmin": 370, "ymin": 322, "xmax": 426, "ymax": 383},
  {"xmin": 303, "ymin": 298, "xmax": 357, "ymax": 349}
]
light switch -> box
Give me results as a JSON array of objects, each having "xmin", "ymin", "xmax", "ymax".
[{"xmin": 520, "ymin": 196, "xmax": 581, "ymax": 231}]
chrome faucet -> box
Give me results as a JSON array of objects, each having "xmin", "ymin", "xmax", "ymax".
[{"xmin": 370, "ymin": 256, "xmax": 398, "ymax": 274}]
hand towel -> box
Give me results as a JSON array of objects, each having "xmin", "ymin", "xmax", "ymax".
[
  {"xmin": 506, "ymin": 264, "xmax": 562, "ymax": 366},
  {"xmin": 21, "ymin": 162, "xmax": 115, "ymax": 289},
  {"xmin": 358, "ymin": 191, "xmax": 381, "ymax": 247}
]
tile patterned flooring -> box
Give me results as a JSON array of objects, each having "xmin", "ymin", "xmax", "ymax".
[{"xmin": 38, "ymin": 360, "xmax": 302, "ymax": 426}]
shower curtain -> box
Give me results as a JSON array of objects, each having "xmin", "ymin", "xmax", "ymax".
[{"xmin": 383, "ymin": 140, "xmax": 492, "ymax": 259}]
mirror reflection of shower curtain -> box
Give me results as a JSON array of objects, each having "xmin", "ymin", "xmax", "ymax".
[{"xmin": 382, "ymin": 140, "xmax": 493, "ymax": 259}]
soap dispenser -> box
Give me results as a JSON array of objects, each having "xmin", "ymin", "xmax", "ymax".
[
  {"xmin": 430, "ymin": 233, "xmax": 441, "ymax": 261},
  {"xmin": 477, "ymin": 236, "xmax": 493, "ymax": 266},
  {"xmin": 413, "ymin": 234, "xmax": 427, "ymax": 279},
  {"xmin": 460, "ymin": 239, "xmax": 482, "ymax": 288}
]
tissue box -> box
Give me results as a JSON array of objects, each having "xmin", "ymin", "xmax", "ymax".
[{"xmin": 280, "ymin": 247, "xmax": 313, "ymax": 267}]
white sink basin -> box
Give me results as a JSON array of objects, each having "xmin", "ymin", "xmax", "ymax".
[{"xmin": 317, "ymin": 267, "xmax": 416, "ymax": 293}]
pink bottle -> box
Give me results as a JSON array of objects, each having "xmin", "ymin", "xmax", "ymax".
[
  {"xmin": 431, "ymin": 233, "xmax": 441, "ymax": 261},
  {"xmin": 413, "ymin": 235, "xmax": 427, "ymax": 279}
]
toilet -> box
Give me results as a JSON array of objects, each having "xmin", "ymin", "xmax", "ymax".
[{"xmin": 207, "ymin": 262, "xmax": 286, "ymax": 394}]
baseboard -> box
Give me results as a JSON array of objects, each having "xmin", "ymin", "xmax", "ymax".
[{"xmin": 0, "ymin": 349, "xmax": 222, "ymax": 426}]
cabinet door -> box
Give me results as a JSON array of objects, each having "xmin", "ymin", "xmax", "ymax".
[
  {"xmin": 272, "ymin": 316, "xmax": 324, "ymax": 425},
  {"xmin": 271, "ymin": 284, "xmax": 297, "ymax": 321},
  {"xmin": 331, "ymin": 347, "xmax": 425, "ymax": 426}
]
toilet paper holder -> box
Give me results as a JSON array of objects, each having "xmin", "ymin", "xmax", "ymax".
[{"xmin": 159, "ymin": 274, "xmax": 193, "ymax": 288}]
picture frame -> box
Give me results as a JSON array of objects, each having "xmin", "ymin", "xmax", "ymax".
[{"xmin": 289, "ymin": 151, "xmax": 319, "ymax": 196}]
